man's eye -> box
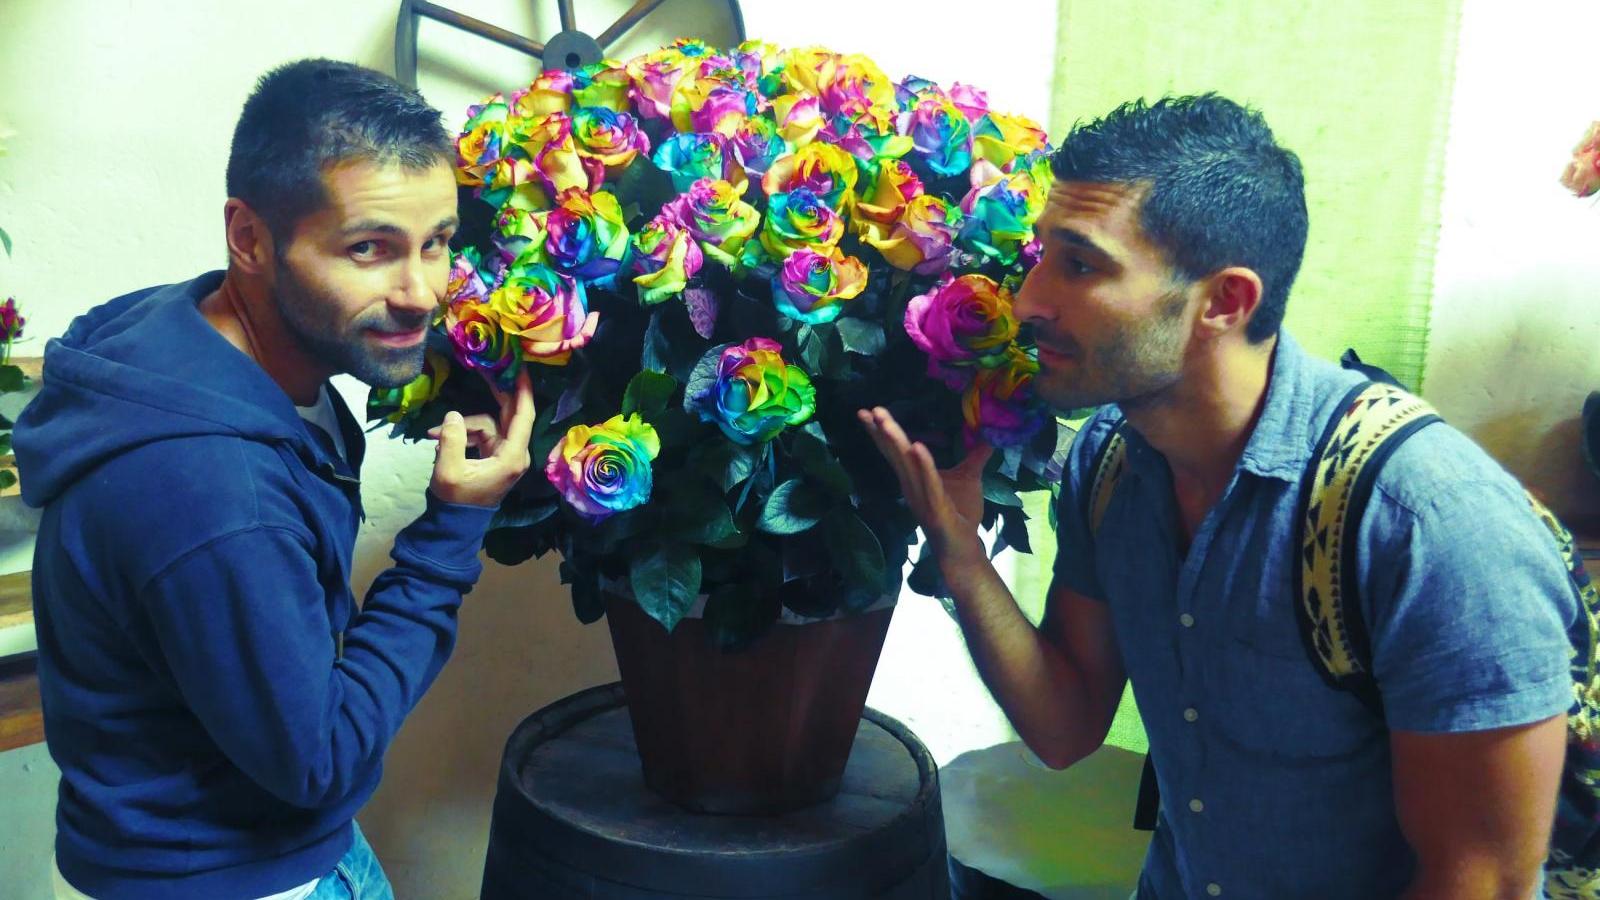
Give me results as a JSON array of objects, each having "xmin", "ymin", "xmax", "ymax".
[
  {"xmin": 1067, "ymin": 257, "xmax": 1094, "ymax": 275},
  {"xmin": 350, "ymin": 241, "xmax": 380, "ymax": 260}
]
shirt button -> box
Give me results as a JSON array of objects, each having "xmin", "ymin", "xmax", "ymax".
[
  {"xmin": 1189, "ymin": 798, "xmax": 1205, "ymax": 813},
  {"xmin": 1179, "ymin": 613, "xmax": 1195, "ymax": 627},
  {"xmin": 1207, "ymin": 884, "xmax": 1222, "ymax": 896},
  {"xmin": 1183, "ymin": 707, "xmax": 1199, "ymax": 722}
]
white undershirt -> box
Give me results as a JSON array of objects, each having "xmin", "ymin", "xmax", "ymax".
[{"xmin": 296, "ymin": 384, "xmax": 347, "ymax": 463}]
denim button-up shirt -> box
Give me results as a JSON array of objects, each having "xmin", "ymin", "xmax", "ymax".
[{"xmin": 1054, "ymin": 333, "xmax": 1575, "ymax": 899}]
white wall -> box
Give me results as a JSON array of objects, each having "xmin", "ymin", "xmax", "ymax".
[
  {"xmin": 0, "ymin": 1, "xmax": 1057, "ymax": 896},
  {"xmin": 1425, "ymin": 0, "xmax": 1600, "ymax": 526}
]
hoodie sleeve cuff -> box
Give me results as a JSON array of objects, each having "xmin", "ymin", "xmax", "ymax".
[{"xmin": 391, "ymin": 491, "xmax": 497, "ymax": 585}]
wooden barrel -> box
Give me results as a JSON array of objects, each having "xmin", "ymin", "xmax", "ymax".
[{"xmin": 481, "ymin": 682, "xmax": 950, "ymax": 899}]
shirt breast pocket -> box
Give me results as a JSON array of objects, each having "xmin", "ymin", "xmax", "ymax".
[{"xmin": 1209, "ymin": 640, "xmax": 1386, "ymax": 764}]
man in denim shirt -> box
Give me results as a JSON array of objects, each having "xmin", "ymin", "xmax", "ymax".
[{"xmin": 860, "ymin": 95, "xmax": 1575, "ymax": 898}]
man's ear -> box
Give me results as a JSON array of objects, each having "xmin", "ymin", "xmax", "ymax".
[
  {"xmin": 223, "ymin": 199, "xmax": 276, "ymax": 276},
  {"xmin": 1196, "ymin": 267, "xmax": 1263, "ymax": 340}
]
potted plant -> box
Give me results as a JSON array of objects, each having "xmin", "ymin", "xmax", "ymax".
[{"xmin": 370, "ymin": 38, "xmax": 1067, "ymax": 814}]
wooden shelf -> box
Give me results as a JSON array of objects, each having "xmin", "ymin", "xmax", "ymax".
[{"xmin": 0, "ymin": 654, "xmax": 41, "ymax": 752}]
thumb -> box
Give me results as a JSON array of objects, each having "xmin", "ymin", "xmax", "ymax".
[{"xmin": 955, "ymin": 441, "xmax": 994, "ymax": 476}]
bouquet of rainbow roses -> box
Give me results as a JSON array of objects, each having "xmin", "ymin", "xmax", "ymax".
[{"xmin": 370, "ymin": 38, "xmax": 1069, "ymax": 646}]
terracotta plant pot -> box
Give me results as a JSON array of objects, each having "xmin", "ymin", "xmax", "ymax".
[{"xmin": 605, "ymin": 594, "xmax": 896, "ymax": 816}]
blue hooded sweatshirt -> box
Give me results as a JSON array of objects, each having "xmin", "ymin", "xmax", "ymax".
[{"xmin": 14, "ymin": 271, "xmax": 495, "ymax": 899}]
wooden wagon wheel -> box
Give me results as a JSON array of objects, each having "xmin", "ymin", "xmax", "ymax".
[{"xmin": 395, "ymin": 0, "xmax": 748, "ymax": 88}]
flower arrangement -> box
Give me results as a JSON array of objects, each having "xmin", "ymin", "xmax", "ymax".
[{"xmin": 370, "ymin": 39, "xmax": 1068, "ymax": 646}]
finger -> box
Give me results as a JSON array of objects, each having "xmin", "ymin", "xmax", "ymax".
[
  {"xmin": 858, "ymin": 408, "xmax": 915, "ymax": 484},
  {"xmin": 870, "ymin": 408, "xmax": 935, "ymax": 512},
  {"xmin": 434, "ymin": 410, "xmax": 467, "ymax": 474},
  {"xmin": 428, "ymin": 416, "xmax": 499, "ymax": 449},
  {"xmin": 494, "ymin": 369, "xmax": 536, "ymax": 462}
]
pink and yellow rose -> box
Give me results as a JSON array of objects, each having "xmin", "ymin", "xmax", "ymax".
[
  {"xmin": 904, "ymin": 272, "xmax": 1020, "ymax": 387},
  {"xmin": 488, "ymin": 264, "xmax": 598, "ymax": 366},
  {"xmin": 631, "ymin": 215, "xmax": 704, "ymax": 305},
  {"xmin": 659, "ymin": 177, "xmax": 762, "ymax": 269},
  {"xmin": 863, "ymin": 193, "xmax": 962, "ymax": 275},
  {"xmin": 761, "ymin": 142, "xmax": 860, "ymax": 214},
  {"xmin": 962, "ymin": 345, "xmax": 1046, "ymax": 448}
]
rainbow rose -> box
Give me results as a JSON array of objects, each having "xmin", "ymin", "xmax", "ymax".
[
  {"xmin": 670, "ymin": 69, "xmax": 761, "ymax": 137},
  {"xmin": 455, "ymin": 94, "xmax": 511, "ymax": 189},
  {"xmin": 488, "ymin": 264, "xmax": 598, "ymax": 366},
  {"xmin": 545, "ymin": 414, "xmax": 660, "ymax": 523},
  {"xmin": 771, "ymin": 248, "xmax": 867, "ymax": 325},
  {"xmin": 771, "ymin": 94, "xmax": 824, "ymax": 148},
  {"xmin": 502, "ymin": 112, "xmax": 591, "ymax": 208},
  {"xmin": 756, "ymin": 188, "xmax": 844, "ymax": 261},
  {"xmin": 497, "ymin": 188, "xmax": 629, "ymax": 287},
  {"xmin": 1563, "ymin": 121, "xmax": 1600, "ymax": 198},
  {"xmin": 0, "ymin": 296, "xmax": 24, "ymax": 341},
  {"xmin": 904, "ymin": 95, "xmax": 974, "ymax": 178},
  {"xmin": 445, "ymin": 252, "xmax": 489, "ymax": 308},
  {"xmin": 631, "ymin": 215, "xmax": 704, "ymax": 305},
  {"xmin": 730, "ymin": 115, "xmax": 791, "ymax": 179},
  {"xmin": 372, "ymin": 349, "xmax": 451, "ymax": 424},
  {"xmin": 972, "ymin": 111, "xmax": 1049, "ymax": 170},
  {"xmin": 571, "ymin": 106, "xmax": 650, "ymax": 177},
  {"xmin": 864, "ymin": 193, "xmax": 961, "ymax": 275},
  {"xmin": 685, "ymin": 337, "xmax": 816, "ymax": 445},
  {"xmin": 851, "ymin": 158, "xmax": 924, "ymax": 244},
  {"xmin": 512, "ymin": 70, "xmax": 573, "ymax": 118},
  {"xmin": 958, "ymin": 161, "xmax": 1050, "ymax": 265},
  {"xmin": 572, "ymin": 63, "xmax": 633, "ymax": 112},
  {"xmin": 660, "ymin": 177, "xmax": 761, "ymax": 269},
  {"xmin": 948, "ymin": 83, "xmax": 990, "ymax": 123},
  {"xmin": 761, "ymin": 142, "xmax": 860, "ymax": 214},
  {"xmin": 653, "ymin": 132, "xmax": 745, "ymax": 194},
  {"xmin": 962, "ymin": 345, "xmax": 1046, "ymax": 448},
  {"xmin": 904, "ymin": 273, "xmax": 1020, "ymax": 387},
  {"xmin": 445, "ymin": 301, "xmax": 518, "ymax": 379}
]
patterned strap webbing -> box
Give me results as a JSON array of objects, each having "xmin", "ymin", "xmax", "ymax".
[{"xmin": 1295, "ymin": 382, "xmax": 1442, "ymax": 712}]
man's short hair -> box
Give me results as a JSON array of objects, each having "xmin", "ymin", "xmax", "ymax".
[
  {"xmin": 225, "ymin": 59, "xmax": 454, "ymax": 247},
  {"xmin": 1051, "ymin": 94, "xmax": 1308, "ymax": 342}
]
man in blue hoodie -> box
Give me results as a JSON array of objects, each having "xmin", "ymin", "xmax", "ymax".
[{"xmin": 14, "ymin": 58, "xmax": 534, "ymax": 899}]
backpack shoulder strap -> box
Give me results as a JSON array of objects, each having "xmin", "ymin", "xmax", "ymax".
[
  {"xmin": 1085, "ymin": 420, "xmax": 1130, "ymax": 532},
  {"xmin": 1295, "ymin": 381, "xmax": 1442, "ymax": 713}
]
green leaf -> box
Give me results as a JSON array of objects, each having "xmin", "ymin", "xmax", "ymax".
[
  {"xmin": 0, "ymin": 469, "xmax": 14, "ymax": 491},
  {"xmin": 0, "ymin": 365, "xmax": 27, "ymax": 393},
  {"xmin": 788, "ymin": 430, "xmax": 854, "ymax": 501},
  {"xmin": 702, "ymin": 582, "xmax": 781, "ymax": 651},
  {"xmin": 994, "ymin": 506, "xmax": 1032, "ymax": 557},
  {"xmin": 488, "ymin": 501, "xmax": 558, "ymax": 531},
  {"xmin": 0, "ymin": 225, "xmax": 10, "ymax": 257},
  {"xmin": 483, "ymin": 526, "xmax": 553, "ymax": 566},
  {"xmin": 662, "ymin": 482, "xmax": 739, "ymax": 545},
  {"xmin": 835, "ymin": 318, "xmax": 885, "ymax": 356},
  {"xmin": 683, "ymin": 342, "xmax": 732, "ymax": 415},
  {"xmin": 622, "ymin": 370, "xmax": 677, "ymax": 418},
  {"xmin": 694, "ymin": 440, "xmax": 759, "ymax": 491},
  {"xmin": 571, "ymin": 576, "xmax": 607, "ymax": 624},
  {"xmin": 628, "ymin": 542, "xmax": 702, "ymax": 633},
  {"xmin": 822, "ymin": 509, "xmax": 885, "ymax": 592},
  {"xmin": 982, "ymin": 474, "xmax": 1024, "ymax": 508},
  {"xmin": 906, "ymin": 541, "xmax": 947, "ymax": 599},
  {"xmin": 641, "ymin": 310, "xmax": 669, "ymax": 374},
  {"xmin": 0, "ymin": 413, "xmax": 12, "ymax": 429},
  {"xmin": 610, "ymin": 154, "xmax": 677, "ymax": 226},
  {"xmin": 798, "ymin": 324, "xmax": 830, "ymax": 374},
  {"xmin": 757, "ymin": 478, "xmax": 829, "ymax": 534}
]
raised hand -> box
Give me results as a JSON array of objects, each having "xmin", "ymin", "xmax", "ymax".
[
  {"xmin": 428, "ymin": 369, "xmax": 535, "ymax": 507},
  {"xmin": 857, "ymin": 406, "xmax": 993, "ymax": 567}
]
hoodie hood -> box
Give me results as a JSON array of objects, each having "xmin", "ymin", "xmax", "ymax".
[{"xmin": 14, "ymin": 271, "xmax": 317, "ymax": 507}]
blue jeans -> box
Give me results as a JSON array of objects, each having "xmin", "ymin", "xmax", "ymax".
[{"xmin": 307, "ymin": 822, "xmax": 393, "ymax": 900}]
